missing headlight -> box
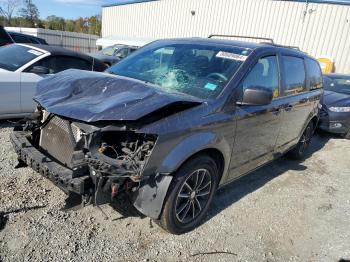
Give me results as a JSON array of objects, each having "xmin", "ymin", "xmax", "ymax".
[{"xmin": 95, "ymin": 131, "xmax": 157, "ymax": 175}]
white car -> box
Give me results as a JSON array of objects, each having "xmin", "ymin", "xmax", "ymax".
[{"xmin": 0, "ymin": 44, "xmax": 107, "ymax": 119}]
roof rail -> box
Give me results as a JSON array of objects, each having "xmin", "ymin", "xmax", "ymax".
[
  {"xmin": 260, "ymin": 42, "xmax": 300, "ymax": 50},
  {"xmin": 208, "ymin": 34, "xmax": 274, "ymax": 44}
]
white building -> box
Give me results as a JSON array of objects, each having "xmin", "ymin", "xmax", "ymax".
[{"xmin": 102, "ymin": 0, "xmax": 350, "ymax": 73}]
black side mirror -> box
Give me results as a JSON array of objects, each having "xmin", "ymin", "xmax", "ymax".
[
  {"xmin": 238, "ymin": 86, "xmax": 273, "ymax": 106},
  {"xmin": 29, "ymin": 66, "xmax": 50, "ymax": 75}
]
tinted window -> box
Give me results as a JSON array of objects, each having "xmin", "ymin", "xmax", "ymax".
[
  {"xmin": 0, "ymin": 44, "xmax": 44, "ymax": 71},
  {"xmin": 241, "ymin": 56, "xmax": 280, "ymax": 98},
  {"xmin": 305, "ymin": 58, "xmax": 322, "ymax": 90},
  {"xmin": 11, "ymin": 33, "xmax": 31, "ymax": 44},
  {"xmin": 54, "ymin": 56, "xmax": 92, "ymax": 72},
  {"xmin": 281, "ymin": 56, "xmax": 306, "ymax": 95},
  {"xmin": 108, "ymin": 42, "xmax": 252, "ymax": 99},
  {"xmin": 0, "ymin": 26, "xmax": 13, "ymax": 46},
  {"xmin": 28, "ymin": 56, "xmax": 92, "ymax": 74}
]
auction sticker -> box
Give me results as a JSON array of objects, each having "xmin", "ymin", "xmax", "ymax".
[
  {"xmin": 28, "ymin": 50, "xmax": 43, "ymax": 56},
  {"xmin": 216, "ymin": 51, "xmax": 247, "ymax": 61}
]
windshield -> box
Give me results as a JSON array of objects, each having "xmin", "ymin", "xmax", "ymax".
[
  {"xmin": 324, "ymin": 76, "xmax": 350, "ymax": 95},
  {"xmin": 101, "ymin": 45, "xmax": 118, "ymax": 56},
  {"xmin": 0, "ymin": 44, "xmax": 44, "ymax": 71},
  {"xmin": 108, "ymin": 41, "xmax": 251, "ymax": 99}
]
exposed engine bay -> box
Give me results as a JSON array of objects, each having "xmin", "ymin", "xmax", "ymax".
[{"xmin": 14, "ymin": 107, "xmax": 159, "ymax": 210}]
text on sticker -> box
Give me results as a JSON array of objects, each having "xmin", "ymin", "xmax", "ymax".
[{"xmin": 216, "ymin": 51, "xmax": 247, "ymax": 61}]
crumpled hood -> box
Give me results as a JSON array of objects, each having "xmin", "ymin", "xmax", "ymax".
[
  {"xmin": 34, "ymin": 69, "xmax": 202, "ymax": 122},
  {"xmin": 322, "ymin": 90, "xmax": 350, "ymax": 108}
]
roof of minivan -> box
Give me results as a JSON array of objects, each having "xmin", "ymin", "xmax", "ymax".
[{"xmin": 155, "ymin": 37, "xmax": 308, "ymax": 57}]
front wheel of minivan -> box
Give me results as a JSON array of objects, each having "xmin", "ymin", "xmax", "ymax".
[
  {"xmin": 158, "ymin": 155, "xmax": 219, "ymax": 234},
  {"xmin": 287, "ymin": 122, "xmax": 314, "ymax": 160}
]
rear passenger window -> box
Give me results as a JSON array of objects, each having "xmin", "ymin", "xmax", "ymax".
[
  {"xmin": 241, "ymin": 56, "xmax": 280, "ymax": 98},
  {"xmin": 281, "ymin": 56, "xmax": 306, "ymax": 95},
  {"xmin": 54, "ymin": 56, "xmax": 92, "ymax": 72},
  {"xmin": 305, "ymin": 58, "xmax": 323, "ymax": 90}
]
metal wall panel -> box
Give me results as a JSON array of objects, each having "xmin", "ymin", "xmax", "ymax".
[
  {"xmin": 102, "ymin": 0, "xmax": 350, "ymax": 73},
  {"xmin": 6, "ymin": 27, "xmax": 99, "ymax": 53}
]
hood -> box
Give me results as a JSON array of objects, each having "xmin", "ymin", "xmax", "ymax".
[
  {"xmin": 34, "ymin": 69, "xmax": 202, "ymax": 122},
  {"xmin": 322, "ymin": 90, "xmax": 350, "ymax": 108},
  {"xmin": 0, "ymin": 68, "xmax": 10, "ymax": 72}
]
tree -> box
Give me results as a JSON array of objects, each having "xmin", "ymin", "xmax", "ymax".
[
  {"xmin": 0, "ymin": 0, "xmax": 21, "ymax": 25},
  {"xmin": 45, "ymin": 15, "xmax": 65, "ymax": 30},
  {"xmin": 19, "ymin": 0, "xmax": 39, "ymax": 27}
]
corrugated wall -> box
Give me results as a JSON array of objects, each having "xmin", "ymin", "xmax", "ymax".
[
  {"xmin": 102, "ymin": 0, "xmax": 350, "ymax": 73},
  {"xmin": 6, "ymin": 27, "xmax": 99, "ymax": 53}
]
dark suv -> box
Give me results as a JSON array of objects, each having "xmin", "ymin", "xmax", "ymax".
[
  {"xmin": 11, "ymin": 37, "xmax": 323, "ymax": 234},
  {"xmin": 0, "ymin": 26, "xmax": 48, "ymax": 46}
]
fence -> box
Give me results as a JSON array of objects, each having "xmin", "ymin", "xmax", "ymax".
[{"xmin": 5, "ymin": 27, "xmax": 99, "ymax": 53}]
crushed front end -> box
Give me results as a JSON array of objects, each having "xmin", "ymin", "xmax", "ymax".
[{"xmin": 11, "ymin": 108, "xmax": 160, "ymax": 211}]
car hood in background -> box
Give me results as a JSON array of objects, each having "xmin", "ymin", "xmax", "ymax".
[
  {"xmin": 322, "ymin": 90, "xmax": 350, "ymax": 108},
  {"xmin": 34, "ymin": 69, "xmax": 202, "ymax": 123}
]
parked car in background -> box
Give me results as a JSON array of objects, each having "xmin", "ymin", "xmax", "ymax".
[
  {"xmin": 0, "ymin": 43, "xmax": 107, "ymax": 119},
  {"xmin": 89, "ymin": 44, "xmax": 139, "ymax": 66},
  {"xmin": 8, "ymin": 31, "xmax": 48, "ymax": 45},
  {"xmin": 0, "ymin": 25, "xmax": 13, "ymax": 46},
  {"xmin": 0, "ymin": 26, "xmax": 48, "ymax": 46},
  {"xmin": 319, "ymin": 74, "xmax": 350, "ymax": 139},
  {"xmin": 11, "ymin": 37, "xmax": 322, "ymax": 234}
]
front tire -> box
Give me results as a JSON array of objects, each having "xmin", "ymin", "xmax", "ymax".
[
  {"xmin": 287, "ymin": 122, "xmax": 314, "ymax": 160},
  {"xmin": 158, "ymin": 155, "xmax": 219, "ymax": 234}
]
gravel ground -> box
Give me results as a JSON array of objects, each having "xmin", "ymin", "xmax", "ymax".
[{"xmin": 0, "ymin": 121, "xmax": 350, "ymax": 262}]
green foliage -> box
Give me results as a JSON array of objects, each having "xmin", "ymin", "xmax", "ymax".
[{"xmin": 0, "ymin": 0, "xmax": 101, "ymax": 35}]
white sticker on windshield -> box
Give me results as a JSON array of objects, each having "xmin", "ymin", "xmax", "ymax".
[
  {"xmin": 27, "ymin": 49, "xmax": 43, "ymax": 56},
  {"xmin": 216, "ymin": 51, "xmax": 247, "ymax": 61}
]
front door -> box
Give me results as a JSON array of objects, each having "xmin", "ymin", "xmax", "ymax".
[
  {"xmin": 20, "ymin": 72, "xmax": 44, "ymax": 113},
  {"xmin": 229, "ymin": 55, "xmax": 283, "ymax": 179},
  {"xmin": 0, "ymin": 72, "xmax": 21, "ymax": 115}
]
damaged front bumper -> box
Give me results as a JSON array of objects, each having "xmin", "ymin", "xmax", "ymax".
[
  {"xmin": 10, "ymin": 119, "xmax": 173, "ymax": 219},
  {"xmin": 11, "ymin": 131, "xmax": 90, "ymax": 195}
]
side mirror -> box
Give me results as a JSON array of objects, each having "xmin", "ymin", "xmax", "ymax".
[
  {"xmin": 238, "ymin": 86, "xmax": 273, "ymax": 106},
  {"xmin": 29, "ymin": 66, "xmax": 50, "ymax": 75}
]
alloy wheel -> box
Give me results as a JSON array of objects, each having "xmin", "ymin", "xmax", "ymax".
[{"xmin": 175, "ymin": 168, "xmax": 212, "ymax": 224}]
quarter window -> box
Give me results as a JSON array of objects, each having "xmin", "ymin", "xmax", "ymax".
[
  {"xmin": 305, "ymin": 58, "xmax": 323, "ymax": 90},
  {"xmin": 281, "ymin": 56, "xmax": 306, "ymax": 95},
  {"xmin": 241, "ymin": 56, "xmax": 280, "ymax": 98}
]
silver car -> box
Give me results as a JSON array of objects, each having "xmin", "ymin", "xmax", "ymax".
[{"xmin": 0, "ymin": 44, "xmax": 107, "ymax": 119}]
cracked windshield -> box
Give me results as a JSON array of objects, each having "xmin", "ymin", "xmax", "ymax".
[{"xmin": 108, "ymin": 42, "xmax": 251, "ymax": 99}]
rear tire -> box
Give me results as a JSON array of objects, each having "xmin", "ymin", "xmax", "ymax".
[
  {"xmin": 287, "ymin": 122, "xmax": 314, "ymax": 160},
  {"xmin": 158, "ymin": 155, "xmax": 219, "ymax": 234}
]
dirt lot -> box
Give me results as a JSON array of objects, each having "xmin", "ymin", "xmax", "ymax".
[{"xmin": 0, "ymin": 121, "xmax": 349, "ymax": 262}]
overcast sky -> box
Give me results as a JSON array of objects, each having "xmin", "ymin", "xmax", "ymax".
[{"xmin": 32, "ymin": 0, "xmax": 116, "ymax": 19}]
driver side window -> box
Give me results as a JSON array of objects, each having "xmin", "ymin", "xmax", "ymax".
[{"xmin": 241, "ymin": 56, "xmax": 280, "ymax": 98}]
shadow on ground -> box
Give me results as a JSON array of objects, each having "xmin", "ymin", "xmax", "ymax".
[
  {"xmin": 0, "ymin": 120, "xmax": 17, "ymax": 129},
  {"xmin": 0, "ymin": 205, "xmax": 46, "ymax": 231},
  {"xmin": 206, "ymin": 133, "xmax": 332, "ymax": 222}
]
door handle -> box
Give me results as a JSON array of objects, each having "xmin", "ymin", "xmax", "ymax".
[{"xmin": 284, "ymin": 105, "xmax": 293, "ymax": 112}]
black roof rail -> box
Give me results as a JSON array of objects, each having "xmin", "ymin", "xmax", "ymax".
[
  {"xmin": 208, "ymin": 34, "xmax": 274, "ymax": 44},
  {"xmin": 260, "ymin": 42, "xmax": 300, "ymax": 51}
]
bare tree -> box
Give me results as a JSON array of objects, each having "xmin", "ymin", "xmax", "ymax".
[{"xmin": 0, "ymin": 0, "xmax": 21, "ymax": 25}]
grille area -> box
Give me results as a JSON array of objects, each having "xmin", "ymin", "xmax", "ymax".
[{"xmin": 39, "ymin": 116, "xmax": 79, "ymax": 167}]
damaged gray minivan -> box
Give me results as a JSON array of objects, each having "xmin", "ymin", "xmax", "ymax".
[{"xmin": 11, "ymin": 37, "xmax": 323, "ymax": 234}]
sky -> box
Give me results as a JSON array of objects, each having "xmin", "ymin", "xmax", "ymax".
[{"xmin": 32, "ymin": 0, "xmax": 117, "ymax": 19}]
